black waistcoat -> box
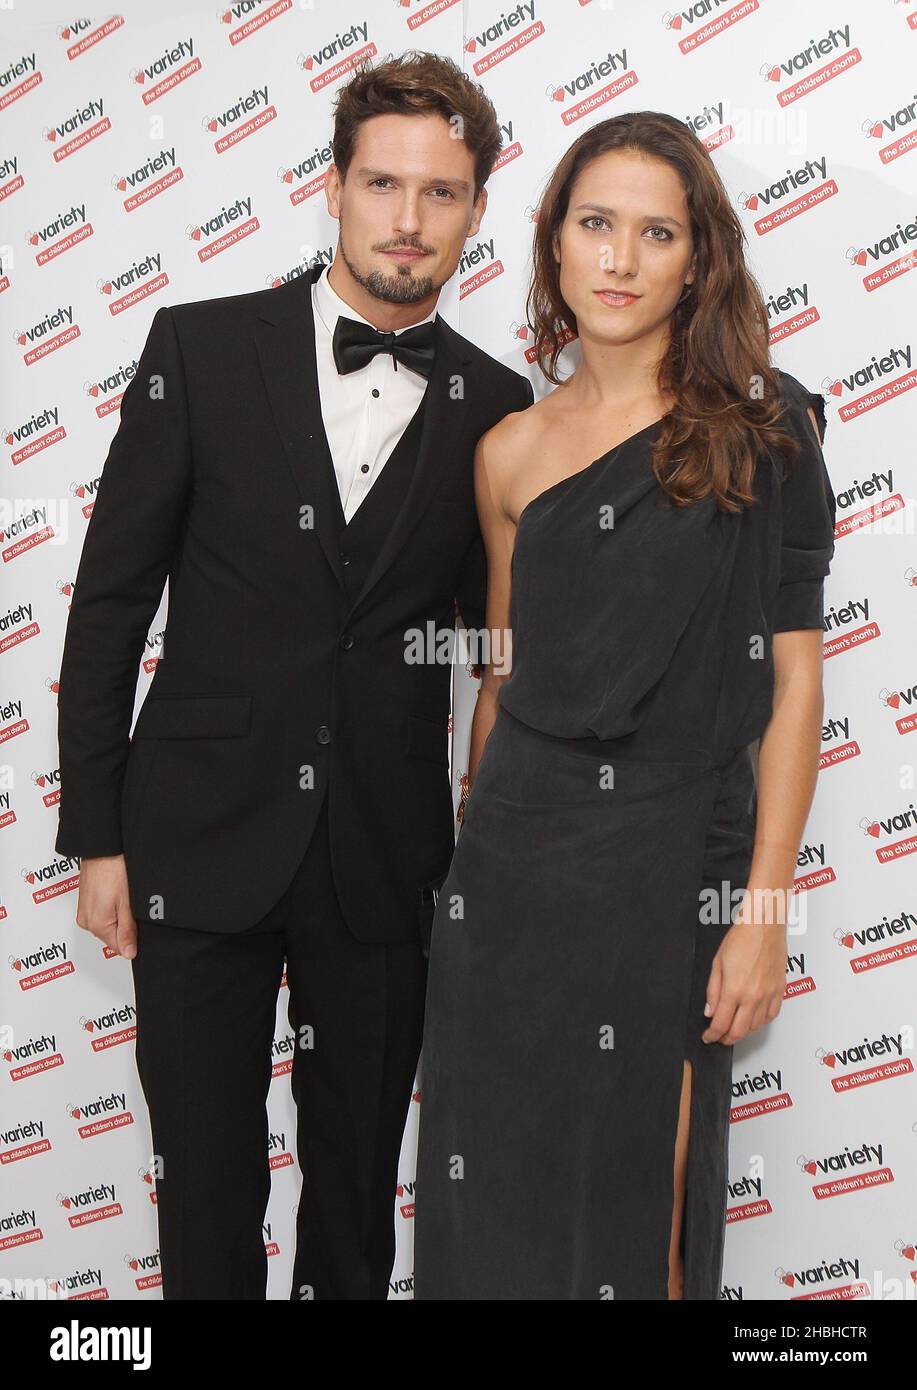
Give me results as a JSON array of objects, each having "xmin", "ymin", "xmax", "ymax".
[{"xmin": 333, "ymin": 389, "xmax": 429, "ymax": 603}]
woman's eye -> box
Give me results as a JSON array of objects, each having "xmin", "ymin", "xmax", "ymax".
[
  {"xmin": 645, "ymin": 225, "xmax": 673, "ymax": 241},
  {"xmin": 582, "ymin": 216, "xmax": 608, "ymax": 231}
]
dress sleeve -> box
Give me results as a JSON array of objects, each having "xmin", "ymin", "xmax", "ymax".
[{"xmin": 772, "ymin": 370, "xmax": 837, "ymax": 633}]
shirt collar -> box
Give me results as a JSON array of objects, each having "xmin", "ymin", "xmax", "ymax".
[{"xmin": 313, "ymin": 262, "xmax": 437, "ymax": 336}]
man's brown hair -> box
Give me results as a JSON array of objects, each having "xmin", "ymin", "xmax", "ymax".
[{"xmin": 332, "ymin": 50, "xmax": 502, "ymax": 202}]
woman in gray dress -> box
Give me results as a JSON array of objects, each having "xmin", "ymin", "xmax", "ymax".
[{"xmin": 413, "ymin": 112, "xmax": 837, "ymax": 1300}]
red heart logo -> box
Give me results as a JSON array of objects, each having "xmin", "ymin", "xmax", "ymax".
[
  {"xmin": 117, "ymin": 178, "xmax": 127, "ymax": 191},
  {"xmin": 553, "ymin": 88, "xmax": 565, "ymax": 102},
  {"xmin": 208, "ymin": 119, "xmax": 218, "ymax": 132},
  {"xmin": 670, "ymin": 15, "xmax": 683, "ymax": 29},
  {"xmin": 221, "ymin": 9, "xmax": 231, "ymax": 20},
  {"xmin": 89, "ymin": 385, "xmax": 99, "ymax": 397},
  {"xmin": 866, "ymin": 822, "xmax": 880, "ymax": 838},
  {"xmin": 282, "ymin": 169, "xmax": 292, "ymax": 183},
  {"xmin": 854, "ymin": 250, "xmax": 867, "ymax": 266},
  {"xmin": 72, "ymin": 1107, "xmax": 81, "ymax": 1118},
  {"xmin": 804, "ymin": 1161, "xmax": 817, "ymax": 1175},
  {"xmin": 902, "ymin": 1245, "xmax": 916, "ymax": 1261},
  {"xmin": 841, "ymin": 933, "xmax": 854, "ymax": 948},
  {"xmin": 191, "ymin": 227, "xmax": 202, "ymax": 241},
  {"xmin": 102, "ymin": 282, "xmax": 112, "ymax": 294},
  {"xmin": 886, "ymin": 692, "xmax": 901, "ymax": 708},
  {"xmin": 135, "ymin": 72, "xmax": 145, "ymax": 84},
  {"xmin": 768, "ymin": 67, "xmax": 781, "ymax": 82},
  {"xmin": 823, "ymin": 1053, "xmax": 836, "ymax": 1068},
  {"xmin": 2, "ymin": 1050, "xmax": 12, "ymax": 1061},
  {"xmin": 30, "ymin": 233, "xmax": 39, "ymax": 245},
  {"xmin": 26, "ymin": 872, "xmax": 34, "ymax": 883},
  {"xmin": 5, "ymin": 434, "xmax": 13, "ymax": 444},
  {"xmin": 870, "ymin": 123, "xmax": 883, "ymax": 138},
  {"xmin": 17, "ymin": 333, "xmax": 26, "ymax": 344},
  {"xmin": 62, "ymin": 1197, "xmax": 71, "ymax": 1208},
  {"xmin": 130, "ymin": 1257, "xmax": 139, "ymax": 1269},
  {"xmin": 515, "ymin": 325, "xmax": 529, "ymax": 341},
  {"xmin": 303, "ymin": 56, "xmax": 314, "ymax": 69},
  {"xmin": 746, "ymin": 194, "xmax": 759, "ymax": 210},
  {"xmin": 36, "ymin": 775, "xmax": 45, "ymax": 787},
  {"xmin": 12, "ymin": 959, "xmax": 21, "ymax": 971},
  {"xmin": 828, "ymin": 380, "xmax": 842, "ymax": 396},
  {"xmin": 47, "ymin": 130, "xmax": 57, "ymax": 142}
]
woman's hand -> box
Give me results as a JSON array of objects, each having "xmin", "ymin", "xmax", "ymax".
[{"xmin": 701, "ymin": 904, "xmax": 788, "ymax": 1045}]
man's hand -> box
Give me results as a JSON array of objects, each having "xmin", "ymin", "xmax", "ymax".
[{"xmin": 75, "ymin": 856, "xmax": 138, "ymax": 960}]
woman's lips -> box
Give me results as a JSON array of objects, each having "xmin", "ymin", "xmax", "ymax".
[{"xmin": 595, "ymin": 289, "xmax": 640, "ymax": 307}]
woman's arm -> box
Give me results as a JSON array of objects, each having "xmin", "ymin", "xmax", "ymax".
[
  {"xmin": 703, "ymin": 401, "xmax": 830, "ymax": 1043},
  {"xmin": 464, "ymin": 418, "xmax": 521, "ymax": 791}
]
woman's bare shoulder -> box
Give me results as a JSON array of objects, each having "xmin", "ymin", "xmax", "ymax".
[{"xmin": 476, "ymin": 391, "xmax": 557, "ymax": 488}]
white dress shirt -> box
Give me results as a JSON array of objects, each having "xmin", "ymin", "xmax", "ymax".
[{"xmin": 311, "ymin": 263, "xmax": 437, "ymax": 523}]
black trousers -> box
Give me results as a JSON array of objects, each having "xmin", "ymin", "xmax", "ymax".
[{"xmin": 130, "ymin": 788, "xmax": 428, "ymax": 1299}]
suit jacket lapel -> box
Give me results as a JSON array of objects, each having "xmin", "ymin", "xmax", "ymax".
[{"xmin": 253, "ymin": 262, "xmax": 475, "ymax": 618}]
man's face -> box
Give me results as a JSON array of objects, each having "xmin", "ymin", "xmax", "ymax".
[{"xmin": 325, "ymin": 111, "xmax": 487, "ymax": 306}]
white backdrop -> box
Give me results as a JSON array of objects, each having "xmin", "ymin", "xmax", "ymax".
[{"xmin": 1, "ymin": 0, "xmax": 915, "ymax": 1302}]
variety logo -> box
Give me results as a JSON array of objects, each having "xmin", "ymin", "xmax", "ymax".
[
  {"xmin": 761, "ymin": 22, "xmax": 860, "ymax": 106},
  {"xmin": 57, "ymin": 1181, "xmax": 123, "ymax": 1226},
  {"xmin": 124, "ymin": 1248, "xmax": 161, "ymax": 1291},
  {"xmin": 546, "ymin": 46, "xmax": 636, "ymax": 125},
  {"xmin": 203, "ymin": 83, "xmax": 277, "ymax": 152},
  {"xmin": 0, "ymin": 1117, "xmax": 50, "ymax": 1164},
  {"xmin": 774, "ymin": 1254, "xmax": 867, "ymax": 1297},
  {"xmin": 42, "ymin": 97, "xmax": 110, "ymax": 160},
  {"xmin": 861, "ymin": 91, "xmax": 917, "ymax": 164},
  {"xmin": 3, "ymin": 1031, "xmax": 63, "ymax": 1083},
  {"xmin": 25, "ymin": 202, "xmax": 91, "ymax": 264},
  {"xmin": 14, "ymin": 304, "xmax": 80, "ymax": 365},
  {"xmin": 277, "ymin": 140, "xmax": 334, "ymax": 203},
  {"xmin": 296, "ymin": 22, "xmax": 375, "ymax": 94},
  {"xmin": 130, "ymin": 37, "xmax": 202, "ymax": 104},
  {"xmin": 57, "ymin": 16, "xmax": 123, "ymax": 59},
  {"xmin": 465, "ymin": 2, "xmax": 544, "ymax": 75},
  {"xmin": 9, "ymin": 940, "xmax": 74, "ymax": 989},
  {"xmin": 846, "ymin": 206, "xmax": 917, "ymax": 293},
  {"xmin": 860, "ymin": 796, "xmax": 917, "ymax": 864},
  {"xmin": 739, "ymin": 155, "xmax": 837, "ymax": 235},
  {"xmin": 218, "ymin": 0, "xmax": 293, "ymax": 50},
  {"xmin": 0, "ymin": 51, "xmax": 42, "ymax": 111},
  {"xmin": 112, "ymin": 147, "xmax": 183, "ymax": 213},
  {"xmin": 663, "ymin": 0, "xmax": 761, "ymax": 56},
  {"xmin": 766, "ymin": 280, "xmax": 820, "ymax": 342},
  {"xmin": 186, "ymin": 194, "xmax": 259, "ymax": 261},
  {"xmin": 797, "ymin": 1140, "xmax": 891, "ymax": 1198},
  {"xmin": 816, "ymin": 1030, "xmax": 913, "ymax": 1090},
  {"xmin": 4, "ymin": 408, "xmax": 65, "ymax": 466},
  {"xmin": 824, "ymin": 342, "xmax": 916, "ymax": 422},
  {"xmin": 79, "ymin": 1005, "xmax": 137, "ymax": 1053},
  {"xmin": 20, "ymin": 856, "xmax": 80, "ymax": 905},
  {"xmin": 96, "ymin": 252, "xmax": 168, "ymax": 316},
  {"xmin": 85, "ymin": 360, "xmax": 140, "ymax": 418},
  {"xmin": 67, "ymin": 1090, "xmax": 133, "ymax": 1139}
]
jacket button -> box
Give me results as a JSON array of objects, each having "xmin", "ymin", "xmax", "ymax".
[
  {"xmin": 315, "ymin": 725, "xmax": 331, "ymax": 744},
  {"xmin": 339, "ymin": 632, "xmax": 354, "ymax": 650}
]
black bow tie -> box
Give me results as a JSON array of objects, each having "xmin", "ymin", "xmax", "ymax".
[{"xmin": 332, "ymin": 315, "xmax": 436, "ymax": 378}]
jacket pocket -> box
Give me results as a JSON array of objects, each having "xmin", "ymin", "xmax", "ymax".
[
  {"xmin": 405, "ymin": 712, "xmax": 449, "ymax": 765},
  {"xmin": 131, "ymin": 693, "xmax": 253, "ymax": 740}
]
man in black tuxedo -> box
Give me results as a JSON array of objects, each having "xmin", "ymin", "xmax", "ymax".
[{"xmin": 55, "ymin": 52, "xmax": 532, "ymax": 1299}]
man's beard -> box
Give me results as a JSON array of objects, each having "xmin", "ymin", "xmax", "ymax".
[{"xmin": 338, "ymin": 230, "xmax": 437, "ymax": 306}]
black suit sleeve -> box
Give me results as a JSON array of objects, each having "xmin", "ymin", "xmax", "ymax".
[
  {"xmin": 55, "ymin": 306, "xmax": 193, "ymax": 857},
  {"xmin": 454, "ymin": 373, "xmax": 534, "ymax": 635},
  {"xmin": 772, "ymin": 371, "xmax": 837, "ymax": 634}
]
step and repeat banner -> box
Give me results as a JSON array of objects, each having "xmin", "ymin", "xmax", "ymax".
[{"xmin": 1, "ymin": 0, "xmax": 915, "ymax": 1301}]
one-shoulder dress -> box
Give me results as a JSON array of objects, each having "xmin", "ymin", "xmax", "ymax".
[{"xmin": 413, "ymin": 370, "xmax": 837, "ymax": 1300}]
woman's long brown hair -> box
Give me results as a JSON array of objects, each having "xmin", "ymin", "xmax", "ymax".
[{"xmin": 527, "ymin": 111, "xmax": 801, "ymax": 512}]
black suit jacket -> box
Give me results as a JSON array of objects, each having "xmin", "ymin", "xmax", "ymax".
[{"xmin": 54, "ymin": 262, "xmax": 533, "ymax": 941}]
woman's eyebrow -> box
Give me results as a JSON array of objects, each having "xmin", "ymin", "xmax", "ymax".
[{"xmin": 574, "ymin": 203, "xmax": 684, "ymax": 229}]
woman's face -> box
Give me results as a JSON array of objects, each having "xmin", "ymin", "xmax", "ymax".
[{"xmin": 553, "ymin": 148, "xmax": 696, "ymax": 353}]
